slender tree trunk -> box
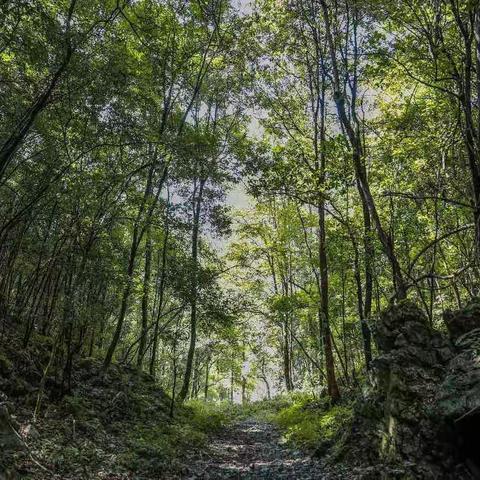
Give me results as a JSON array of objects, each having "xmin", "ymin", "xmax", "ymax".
[
  {"xmin": 178, "ymin": 178, "xmax": 206, "ymax": 402},
  {"xmin": 304, "ymin": 21, "xmax": 341, "ymax": 399},
  {"xmin": 103, "ymin": 168, "xmax": 153, "ymax": 370},
  {"xmin": 319, "ymin": 0, "xmax": 406, "ymax": 299},
  {"xmin": 352, "ymin": 231, "xmax": 373, "ymax": 369},
  {"xmin": 169, "ymin": 332, "xmax": 178, "ymax": 418},
  {"xmin": 61, "ymin": 266, "xmax": 74, "ymax": 395},
  {"xmin": 149, "ymin": 198, "xmax": 170, "ymax": 377},
  {"xmin": 463, "ymin": 10, "xmax": 480, "ymax": 259},
  {"xmin": 362, "ymin": 202, "xmax": 373, "ymax": 368},
  {"xmin": 317, "ymin": 62, "xmax": 339, "ymax": 400},
  {"xmin": 283, "ymin": 317, "xmax": 294, "ymax": 391},
  {"xmin": 346, "ymin": 184, "xmax": 374, "ymax": 369},
  {"xmin": 103, "ymin": 221, "xmax": 141, "ymax": 370},
  {"xmin": 241, "ymin": 376, "xmax": 247, "ymax": 404},
  {"xmin": 0, "ymin": 0, "xmax": 78, "ymax": 183},
  {"xmin": 317, "ymin": 201, "xmax": 340, "ymax": 400},
  {"xmin": 137, "ymin": 218, "xmax": 153, "ymax": 370},
  {"xmin": 204, "ymin": 356, "xmax": 210, "ymax": 400},
  {"xmin": 258, "ymin": 358, "xmax": 270, "ymax": 400},
  {"xmin": 34, "ymin": 334, "xmax": 59, "ymax": 422}
]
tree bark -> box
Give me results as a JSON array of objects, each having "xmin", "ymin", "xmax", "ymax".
[
  {"xmin": 149, "ymin": 199, "xmax": 170, "ymax": 377},
  {"xmin": 137, "ymin": 222, "xmax": 152, "ymax": 371},
  {"xmin": 0, "ymin": 0, "xmax": 78, "ymax": 182},
  {"xmin": 178, "ymin": 177, "xmax": 206, "ymax": 402}
]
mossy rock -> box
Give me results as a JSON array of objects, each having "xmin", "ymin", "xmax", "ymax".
[
  {"xmin": 443, "ymin": 298, "xmax": 480, "ymax": 341},
  {"xmin": 77, "ymin": 356, "xmax": 101, "ymax": 372},
  {"xmin": 376, "ymin": 302, "xmax": 429, "ymax": 353}
]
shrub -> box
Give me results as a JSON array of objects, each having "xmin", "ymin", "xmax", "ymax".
[{"xmin": 184, "ymin": 399, "xmax": 232, "ymax": 434}]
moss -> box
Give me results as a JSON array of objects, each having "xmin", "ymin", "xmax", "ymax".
[
  {"xmin": 380, "ymin": 414, "xmax": 398, "ymax": 460},
  {"xmin": 121, "ymin": 421, "xmax": 208, "ymax": 475},
  {"xmin": 121, "ymin": 424, "xmax": 176, "ymax": 474},
  {"xmin": 117, "ymin": 401, "xmax": 234, "ymax": 476},
  {"xmin": 77, "ymin": 356, "xmax": 100, "ymax": 372}
]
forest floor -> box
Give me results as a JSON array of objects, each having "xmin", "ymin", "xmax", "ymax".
[
  {"xmin": 177, "ymin": 418, "xmax": 323, "ymax": 480},
  {"xmin": 1, "ymin": 320, "xmax": 348, "ymax": 479}
]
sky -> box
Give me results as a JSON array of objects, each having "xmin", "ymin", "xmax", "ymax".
[
  {"xmin": 234, "ymin": 0, "xmax": 254, "ymax": 15},
  {"xmin": 226, "ymin": 182, "xmax": 252, "ymax": 209}
]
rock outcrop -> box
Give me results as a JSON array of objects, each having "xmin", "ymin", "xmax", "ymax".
[
  {"xmin": 438, "ymin": 299, "xmax": 480, "ymax": 478},
  {"xmin": 331, "ymin": 299, "xmax": 480, "ymax": 479},
  {"xmin": 371, "ymin": 299, "xmax": 480, "ymax": 478},
  {"xmin": 372, "ymin": 301, "xmax": 457, "ymax": 478}
]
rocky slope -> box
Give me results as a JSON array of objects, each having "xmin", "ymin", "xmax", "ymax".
[{"xmin": 0, "ymin": 319, "xmax": 212, "ymax": 479}]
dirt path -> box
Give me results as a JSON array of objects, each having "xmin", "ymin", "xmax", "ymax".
[{"xmin": 182, "ymin": 418, "xmax": 323, "ymax": 479}]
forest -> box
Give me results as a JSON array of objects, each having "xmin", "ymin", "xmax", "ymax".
[{"xmin": 1, "ymin": 0, "xmax": 480, "ymax": 479}]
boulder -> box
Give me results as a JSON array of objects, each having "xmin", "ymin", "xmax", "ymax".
[
  {"xmin": 443, "ymin": 298, "xmax": 480, "ymax": 341},
  {"xmin": 327, "ymin": 300, "xmax": 480, "ymax": 479},
  {"xmin": 437, "ymin": 328, "xmax": 480, "ymax": 421},
  {"xmin": 437, "ymin": 300, "xmax": 480, "ymax": 476}
]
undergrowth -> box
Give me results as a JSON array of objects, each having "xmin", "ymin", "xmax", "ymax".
[
  {"xmin": 0, "ymin": 322, "xmax": 240, "ymax": 478},
  {"xmin": 266, "ymin": 393, "xmax": 354, "ymax": 453},
  {"xmin": 108, "ymin": 399, "xmax": 236, "ymax": 475}
]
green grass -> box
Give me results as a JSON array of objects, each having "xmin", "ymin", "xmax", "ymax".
[
  {"xmin": 268, "ymin": 394, "xmax": 354, "ymax": 451},
  {"xmin": 184, "ymin": 399, "xmax": 233, "ymax": 433}
]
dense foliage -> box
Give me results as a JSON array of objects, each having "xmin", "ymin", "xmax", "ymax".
[{"xmin": 1, "ymin": 0, "xmax": 479, "ymax": 410}]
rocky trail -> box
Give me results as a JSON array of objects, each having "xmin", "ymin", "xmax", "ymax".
[{"xmin": 179, "ymin": 419, "xmax": 323, "ymax": 479}]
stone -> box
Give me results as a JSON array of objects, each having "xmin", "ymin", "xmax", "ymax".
[
  {"xmin": 436, "ymin": 327, "xmax": 480, "ymax": 421},
  {"xmin": 22, "ymin": 423, "xmax": 39, "ymax": 440},
  {"xmin": 362, "ymin": 301, "xmax": 462, "ymax": 477},
  {"xmin": 443, "ymin": 298, "xmax": 480, "ymax": 341}
]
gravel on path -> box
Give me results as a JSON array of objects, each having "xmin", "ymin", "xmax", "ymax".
[{"xmin": 181, "ymin": 419, "xmax": 324, "ymax": 479}]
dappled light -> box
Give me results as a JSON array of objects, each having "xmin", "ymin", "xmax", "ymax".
[{"xmin": 1, "ymin": 0, "xmax": 480, "ymax": 479}]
